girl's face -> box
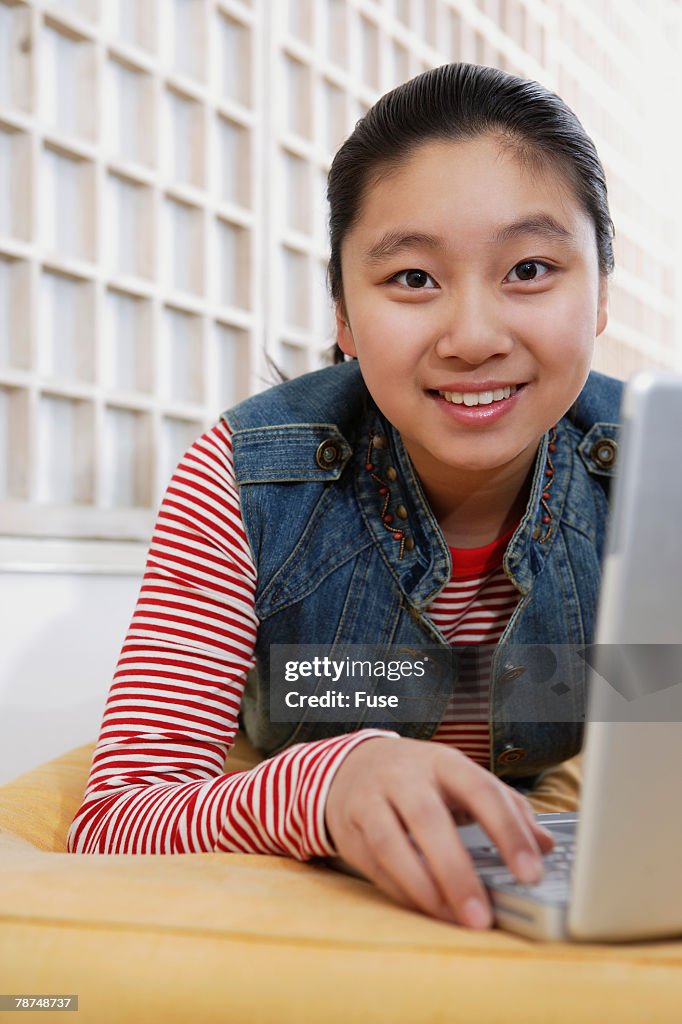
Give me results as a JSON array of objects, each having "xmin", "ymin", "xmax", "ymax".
[{"xmin": 336, "ymin": 134, "xmax": 608, "ymax": 500}]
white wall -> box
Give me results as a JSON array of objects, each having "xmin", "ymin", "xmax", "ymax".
[{"xmin": 0, "ymin": 572, "xmax": 139, "ymax": 784}]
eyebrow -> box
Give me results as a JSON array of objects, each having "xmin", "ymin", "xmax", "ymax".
[
  {"xmin": 361, "ymin": 214, "xmax": 575, "ymax": 266},
  {"xmin": 361, "ymin": 231, "xmax": 447, "ymax": 266},
  {"xmin": 492, "ymin": 214, "xmax": 575, "ymax": 245}
]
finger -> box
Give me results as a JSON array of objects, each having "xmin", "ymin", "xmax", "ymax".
[
  {"xmin": 509, "ymin": 791, "xmax": 556, "ymax": 854},
  {"xmin": 357, "ymin": 800, "xmax": 462, "ymax": 924},
  {"xmin": 392, "ymin": 788, "xmax": 493, "ymax": 930},
  {"xmin": 528, "ymin": 816, "xmax": 556, "ymax": 854},
  {"xmin": 334, "ymin": 817, "xmax": 418, "ymax": 911},
  {"xmin": 436, "ymin": 756, "xmax": 546, "ymax": 884},
  {"xmin": 349, "ymin": 843, "xmax": 418, "ymax": 911}
]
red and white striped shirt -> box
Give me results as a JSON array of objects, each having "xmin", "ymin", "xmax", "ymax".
[
  {"xmin": 67, "ymin": 421, "xmax": 519, "ymax": 859},
  {"xmin": 429, "ymin": 527, "xmax": 519, "ymax": 764}
]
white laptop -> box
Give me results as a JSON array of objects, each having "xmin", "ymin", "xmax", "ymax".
[{"xmin": 461, "ymin": 370, "xmax": 682, "ymax": 941}]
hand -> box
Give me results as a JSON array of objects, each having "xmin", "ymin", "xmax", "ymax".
[{"xmin": 324, "ymin": 735, "xmax": 555, "ymax": 929}]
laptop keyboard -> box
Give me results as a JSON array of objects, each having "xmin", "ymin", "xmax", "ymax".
[{"xmin": 471, "ymin": 840, "xmax": 575, "ymax": 903}]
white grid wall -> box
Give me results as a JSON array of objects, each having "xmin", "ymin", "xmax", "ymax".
[
  {"xmin": 0, "ymin": 0, "xmax": 264, "ymax": 548},
  {"xmin": 1, "ymin": 0, "xmax": 680, "ymax": 561}
]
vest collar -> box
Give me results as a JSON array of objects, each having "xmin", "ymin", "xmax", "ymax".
[
  {"xmin": 353, "ymin": 408, "xmax": 452, "ymax": 610},
  {"xmin": 357, "ymin": 407, "xmax": 590, "ymax": 604}
]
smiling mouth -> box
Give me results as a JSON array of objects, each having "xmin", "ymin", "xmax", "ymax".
[{"xmin": 433, "ymin": 384, "xmax": 526, "ymax": 407}]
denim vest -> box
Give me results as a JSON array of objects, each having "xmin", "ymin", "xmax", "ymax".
[{"xmin": 222, "ymin": 362, "xmax": 623, "ymax": 783}]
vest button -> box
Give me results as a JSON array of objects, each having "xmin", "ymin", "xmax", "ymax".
[
  {"xmin": 385, "ymin": 465, "xmax": 397, "ymax": 481},
  {"xmin": 532, "ymin": 524, "xmax": 542, "ymax": 541},
  {"xmin": 372, "ymin": 434, "xmax": 388, "ymax": 449},
  {"xmin": 498, "ymin": 666, "xmax": 526, "ymax": 685},
  {"xmin": 590, "ymin": 437, "xmax": 617, "ymax": 469},
  {"xmin": 315, "ymin": 439, "xmax": 341, "ymax": 470},
  {"xmin": 396, "ymin": 504, "xmax": 408, "ymax": 520},
  {"xmin": 404, "ymin": 535, "xmax": 415, "ymax": 551},
  {"xmin": 497, "ymin": 745, "xmax": 527, "ymax": 766}
]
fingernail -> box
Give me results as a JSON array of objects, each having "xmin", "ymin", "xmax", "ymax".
[
  {"xmin": 515, "ymin": 851, "xmax": 543, "ymax": 884},
  {"xmin": 463, "ymin": 897, "xmax": 492, "ymax": 930}
]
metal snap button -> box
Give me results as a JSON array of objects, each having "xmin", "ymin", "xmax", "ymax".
[
  {"xmin": 315, "ymin": 439, "xmax": 341, "ymax": 470},
  {"xmin": 385, "ymin": 465, "xmax": 397, "ymax": 481},
  {"xmin": 396, "ymin": 504, "xmax": 408, "ymax": 520},
  {"xmin": 404, "ymin": 535, "xmax": 415, "ymax": 551},
  {"xmin": 497, "ymin": 745, "xmax": 527, "ymax": 766},
  {"xmin": 372, "ymin": 434, "xmax": 388, "ymax": 449},
  {"xmin": 498, "ymin": 666, "xmax": 526, "ymax": 685},
  {"xmin": 590, "ymin": 437, "xmax": 617, "ymax": 469}
]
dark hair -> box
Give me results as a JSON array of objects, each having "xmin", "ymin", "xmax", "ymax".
[{"xmin": 326, "ymin": 62, "xmax": 614, "ymax": 363}]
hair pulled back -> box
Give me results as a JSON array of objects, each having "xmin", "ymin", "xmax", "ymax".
[{"xmin": 327, "ymin": 63, "xmax": 614, "ymax": 362}]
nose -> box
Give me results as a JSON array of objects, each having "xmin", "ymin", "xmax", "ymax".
[{"xmin": 434, "ymin": 283, "xmax": 513, "ymax": 364}]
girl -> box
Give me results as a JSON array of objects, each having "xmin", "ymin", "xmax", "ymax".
[{"xmin": 68, "ymin": 63, "xmax": 622, "ymax": 932}]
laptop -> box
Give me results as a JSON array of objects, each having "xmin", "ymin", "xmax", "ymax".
[
  {"xmin": 463, "ymin": 369, "xmax": 682, "ymax": 941},
  {"xmin": 333, "ymin": 370, "xmax": 682, "ymax": 942}
]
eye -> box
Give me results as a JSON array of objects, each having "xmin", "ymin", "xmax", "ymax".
[
  {"xmin": 389, "ymin": 268, "xmax": 438, "ymax": 289},
  {"xmin": 506, "ymin": 260, "xmax": 552, "ymax": 283}
]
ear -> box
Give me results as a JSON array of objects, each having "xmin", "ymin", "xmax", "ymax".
[
  {"xmin": 596, "ymin": 276, "xmax": 608, "ymax": 337},
  {"xmin": 335, "ymin": 302, "xmax": 357, "ymax": 358}
]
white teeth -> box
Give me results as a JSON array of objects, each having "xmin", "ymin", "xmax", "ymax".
[{"xmin": 438, "ymin": 385, "xmax": 518, "ymax": 406}]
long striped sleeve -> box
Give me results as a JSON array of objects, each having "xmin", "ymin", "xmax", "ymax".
[{"xmin": 66, "ymin": 421, "xmax": 398, "ymax": 858}]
